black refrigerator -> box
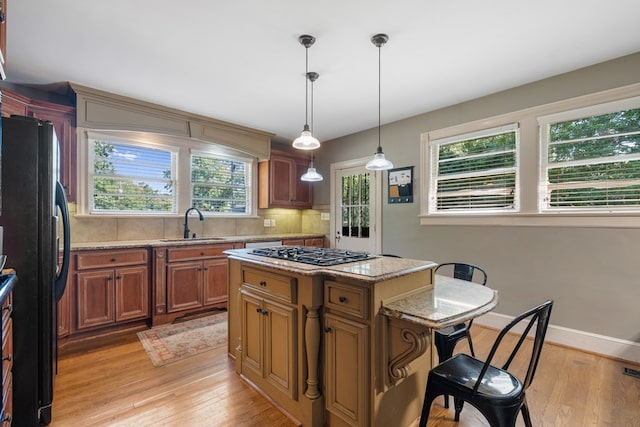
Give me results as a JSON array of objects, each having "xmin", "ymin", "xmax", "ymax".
[{"xmin": 0, "ymin": 115, "xmax": 71, "ymax": 426}]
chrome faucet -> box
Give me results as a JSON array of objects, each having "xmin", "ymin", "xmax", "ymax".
[{"xmin": 183, "ymin": 207, "xmax": 204, "ymax": 238}]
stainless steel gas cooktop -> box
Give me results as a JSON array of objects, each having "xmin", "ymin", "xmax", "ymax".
[{"xmin": 250, "ymin": 246, "xmax": 375, "ymax": 266}]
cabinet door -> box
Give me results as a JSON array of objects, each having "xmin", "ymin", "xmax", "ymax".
[
  {"xmin": 324, "ymin": 313, "xmax": 369, "ymax": 427},
  {"xmin": 77, "ymin": 270, "xmax": 115, "ymax": 329},
  {"xmin": 270, "ymin": 156, "xmax": 294, "ymax": 206},
  {"xmin": 264, "ymin": 299, "xmax": 297, "ymax": 399},
  {"xmin": 166, "ymin": 261, "xmax": 202, "ymax": 313},
  {"xmin": 57, "ymin": 283, "xmax": 70, "ymax": 338},
  {"xmin": 240, "ymin": 291, "xmax": 263, "ymax": 378},
  {"xmin": 115, "ymin": 266, "xmax": 149, "ymax": 322},
  {"xmin": 292, "ymin": 158, "xmax": 312, "ymax": 207},
  {"xmin": 203, "ymin": 258, "xmax": 227, "ymax": 306}
]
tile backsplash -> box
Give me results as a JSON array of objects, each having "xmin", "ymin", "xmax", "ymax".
[{"xmin": 68, "ymin": 203, "xmax": 330, "ymax": 243}]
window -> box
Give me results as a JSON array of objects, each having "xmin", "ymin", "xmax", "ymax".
[
  {"xmin": 82, "ymin": 131, "xmax": 256, "ymax": 216},
  {"xmin": 89, "ymin": 138, "xmax": 177, "ymax": 214},
  {"xmin": 429, "ymin": 124, "xmax": 519, "ymax": 214},
  {"xmin": 191, "ymin": 152, "xmax": 252, "ymax": 214},
  {"xmin": 539, "ymin": 99, "xmax": 640, "ymax": 212}
]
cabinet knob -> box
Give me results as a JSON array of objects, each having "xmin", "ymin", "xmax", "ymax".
[
  {"xmin": 106, "ymin": 276, "xmax": 113, "ymax": 281},
  {"xmin": 324, "ymin": 326, "xmax": 332, "ymax": 333},
  {"xmin": 256, "ymin": 308, "xmax": 263, "ymax": 314},
  {"xmin": 116, "ymin": 274, "xmax": 123, "ymax": 280},
  {"xmin": 2, "ymin": 354, "xmax": 11, "ymax": 362},
  {"xmin": 111, "ymin": 258, "xmax": 117, "ymax": 262},
  {"xmin": 339, "ymin": 296, "xmax": 347, "ymax": 303},
  {"xmin": 262, "ymin": 310, "xmax": 268, "ymax": 316},
  {"xmin": 201, "ymin": 252, "xmax": 205, "ymax": 256},
  {"xmin": 2, "ymin": 414, "xmax": 11, "ymax": 423},
  {"xmin": 2, "ymin": 303, "xmax": 11, "ymax": 311}
]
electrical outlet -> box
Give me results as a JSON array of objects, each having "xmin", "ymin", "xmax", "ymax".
[
  {"xmin": 263, "ymin": 219, "xmax": 271, "ymax": 227},
  {"xmin": 321, "ymin": 213, "xmax": 330, "ymax": 221},
  {"xmin": 271, "ymin": 219, "xmax": 276, "ymax": 227}
]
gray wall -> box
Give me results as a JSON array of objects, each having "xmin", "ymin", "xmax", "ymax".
[{"xmin": 313, "ymin": 52, "xmax": 640, "ymax": 343}]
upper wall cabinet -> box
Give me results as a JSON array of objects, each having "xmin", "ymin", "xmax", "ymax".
[
  {"xmin": 258, "ymin": 148, "xmax": 313, "ymax": 209},
  {"xmin": 0, "ymin": 0, "xmax": 6, "ymax": 79},
  {"xmin": 1, "ymin": 89, "xmax": 77, "ymax": 201}
]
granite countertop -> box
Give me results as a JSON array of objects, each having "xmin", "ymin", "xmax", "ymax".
[
  {"xmin": 381, "ymin": 274, "xmax": 498, "ymax": 329},
  {"xmin": 69, "ymin": 233, "xmax": 325, "ymax": 251},
  {"xmin": 224, "ymin": 248, "xmax": 437, "ymax": 283}
]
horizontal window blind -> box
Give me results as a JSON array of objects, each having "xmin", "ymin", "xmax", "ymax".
[
  {"xmin": 430, "ymin": 124, "xmax": 519, "ymax": 213},
  {"xmin": 89, "ymin": 139, "xmax": 177, "ymax": 213},
  {"xmin": 191, "ymin": 153, "xmax": 251, "ymax": 214},
  {"xmin": 540, "ymin": 106, "xmax": 640, "ymax": 211}
]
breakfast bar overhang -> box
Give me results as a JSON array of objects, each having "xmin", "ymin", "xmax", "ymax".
[{"xmin": 225, "ymin": 248, "xmax": 498, "ymax": 427}]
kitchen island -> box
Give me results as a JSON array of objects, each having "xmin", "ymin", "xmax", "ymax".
[{"xmin": 225, "ymin": 247, "xmax": 497, "ymax": 427}]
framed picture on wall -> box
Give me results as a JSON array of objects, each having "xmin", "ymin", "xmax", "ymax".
[{"xmin": 388, "ymin": 166, "xmax": 413, "ymax": 204}]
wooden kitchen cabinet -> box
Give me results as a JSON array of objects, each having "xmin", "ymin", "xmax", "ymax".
[
  {"xmin": 1, "ymin": 285, "xmax": 13, "ymax": 426},
  {"xmin": 240, "ymin": 289, "xmax": 297, "ymax": 399},
  {"xmin": 258, "ymin": 149, "xmax": 313, "ymax": 209},
  {"xmin": 153, "ymin": 243, "xmax": 232, "ymax": 324},
  {"xmin": 282, "ymin": 237, "xmax": 324, "ymax": 247},
  {"xmin": 324, "ymin": 313, "xmax": 368, "ymax": 427},
  {"xmin": 74, "ymin": 249, "xmax": 149, "ymax": 331},
  {"xmin": 0, "ymin": 89, "xmax": 77, "ymax": 202}
]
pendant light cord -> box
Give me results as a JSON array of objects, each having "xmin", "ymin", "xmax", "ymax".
[
  {"xmin": 378, "ymin": 41, "xmax": 381, "ymax": 150},
  {"xmin": 305, "ymin": 46, "xmax": 309, "ymax": 129}
]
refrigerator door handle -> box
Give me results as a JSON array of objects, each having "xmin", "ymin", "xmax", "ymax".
[{"xmin": 54, "ymin": 181, "xmax": 70, "ymax": 302}]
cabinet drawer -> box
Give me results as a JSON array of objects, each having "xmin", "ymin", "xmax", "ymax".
[
  {"xmin": 325, "ymin": 281, "xmax": 369, "ymax": 320},
  {"xmin": 76, "ymin": 249, "xmax": 148, "ymax": 270},
  {"xmin": 242, "ymin": 267, "xmax": 297, "ymax": 304},
  {"xmin": 167, "ymin": 244, "xmax": 233, "ymax": 262}
]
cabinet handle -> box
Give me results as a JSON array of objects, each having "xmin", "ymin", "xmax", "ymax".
[
  {"xmin": 200, "ymin": 252, "xmax": 205, "ymax": 256},
  {"xmin": 262, "ymin": 310, "xmax": 268, "ymax": 316},
  {"xmin": 324, "ymin": 326, "xmax": 332, "ymax": 333},
  {"xmin": 256, "ymin": 308, "xmax": 263, "ymax": 314},
  {"xmin": 259, "ymin": 281, "xmax": 267, "ymax": 287},
  {"xmin": 106, "ymin": 276, "xmax": 113, "ymax": 281},
  {"xmin": 203, "ymin": 267, "xmax": 209, "ymax": 271},
  {"xmin": 2, "ymin": 414, "xmax": 11, "ymax": 423},
  {"xmin": 2, "ymin": 354, "xmax": 11, "ymax": 362},
  {"xmin": 339, "ymin": 296, "xmax": 347, "ymax": 303},
  {"xmin": 116, "ymin": 274, "xmax": 123, "ymax": 280},
  {"xmin": 111, "ymin": 258, "xmax": 117, "ymax": 262}
]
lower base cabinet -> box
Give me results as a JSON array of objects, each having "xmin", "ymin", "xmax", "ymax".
[
  {"xmin": 74, "ymin": 249, "xmax": 149, "ymax": 332},
  {"xmin": 241, "ymin": 290, "xmax": 297, "ymax": 400},
  {"xmin": 324, "ymin": 313, "xmax": 369, "ymax": 427}
]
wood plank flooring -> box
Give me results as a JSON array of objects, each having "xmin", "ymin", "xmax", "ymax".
[{"xmin": 51, "ymin": 325, "xmax": 640, "ymax": 427}]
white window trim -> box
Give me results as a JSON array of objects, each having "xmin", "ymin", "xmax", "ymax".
[
  {"xmin": 420, "ymin": 83, "xmax": 640, "ymax": 228},
  {"xmin": 428, "ymin": 123, "xmax": 520, "ymax": 215},
  {"xmin": 77, "ymin": 129, "xmax": 259, "ymax": 218}
]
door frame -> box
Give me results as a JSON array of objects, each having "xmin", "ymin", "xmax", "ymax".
[{"xmin": 330, "ymin": 157, "xmax": 383, "ymax": 253}]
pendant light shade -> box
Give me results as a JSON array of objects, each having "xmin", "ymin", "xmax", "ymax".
[
  {"xmin": 293, "ymin": 35, "xmax": 321, "ymax": 150},
  {"xmin": 365, "ymin": 33, "xmax": 393, "ymax": 171},
  {"xmin": 301, "ymin": 72, "xmax": 323, "ymax": 182}
]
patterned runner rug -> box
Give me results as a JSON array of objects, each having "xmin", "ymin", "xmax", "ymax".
[{"xmin": 137, "ymin": 311, "xmax": 227, "ymax": 367}]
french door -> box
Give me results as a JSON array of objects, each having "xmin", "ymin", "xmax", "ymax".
[{"xmin": 331, "ymin": 159, "xmax": 381, "ymax": 253}]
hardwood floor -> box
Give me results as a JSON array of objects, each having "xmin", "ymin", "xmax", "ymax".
[{"xmin": 51, "ymin": 325, "xmax": 640, "ymax": 427}]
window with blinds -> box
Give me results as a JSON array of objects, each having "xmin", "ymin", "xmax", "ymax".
[
  {"xmin": 89, "ymin": 139, "xmax": 177, "ymax": 213},
  {"xmin": 191, "ymin": 153, "xmax": 252, "ymax": 214},
  {"xmin": 539, "ymin": 101, "xmax": 640, "ymax": 211},
  {"xmin": 429, "ymin": 124, "xmax": 519, "ymax": 213}
]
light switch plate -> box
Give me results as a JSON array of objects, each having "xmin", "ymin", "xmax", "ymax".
[
  {"xmin": 271, "ymin": 219, "xmax": 276, "ymax": 227},
  {"xmin": 263, "ymin": 219, "xmax": 271, "ymax": 227}
]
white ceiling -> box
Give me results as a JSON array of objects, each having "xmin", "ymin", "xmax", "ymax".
[{"xmin": 6, "ymin": 1, "xmax": 640, "ymax": 144}]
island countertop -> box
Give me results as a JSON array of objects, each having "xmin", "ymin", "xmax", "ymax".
[
  {"xmin": 224, "ymin": 248, "xmax": 437, "ymax": 283},
  {"xmin": 381, "ymin": 274, "xmax": 498, "ymax": 329}
]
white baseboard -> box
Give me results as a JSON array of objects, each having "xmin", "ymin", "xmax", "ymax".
[{"xmin": 474, "ymin": 312, "xmax": 640, "ymax": 364}]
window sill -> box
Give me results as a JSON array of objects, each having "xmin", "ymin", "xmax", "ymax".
[{"xmin": 419, "ymin": 213, "xmax": 640, "ymax": 228}]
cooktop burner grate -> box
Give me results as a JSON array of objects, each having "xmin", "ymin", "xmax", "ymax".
[{"xmin": 250, "ymin": 246, "xmax": 374, "ymax": 266}]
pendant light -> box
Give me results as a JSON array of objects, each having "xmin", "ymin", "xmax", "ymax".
[
  {"xmin": 365, "ymin": 33, "xmax": 394, "ymax": 171},
  {"xmin": 292, "ymin": 34, "xmax": 321, "ymax": 150},
  {"xmin": 301, "ymin": 72, "xmax": 323, "ymax": 182}
]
